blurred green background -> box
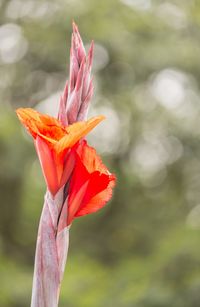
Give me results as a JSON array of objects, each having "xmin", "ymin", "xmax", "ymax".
[{"xmin": 1, "ymin": 0, "xmax": 200, "ymax": 306}]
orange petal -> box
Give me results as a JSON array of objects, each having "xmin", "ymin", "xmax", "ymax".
[
  {"xmin": 16, "ymin": 108, "xmax": 66, "ymax": 143},
  {"xmin": 54, "ymin": 115, "xmax": 105, "ymax": 154},
  {"xmin": 16, "ymin": 108, "xmax": 40, "ymax": 138}
]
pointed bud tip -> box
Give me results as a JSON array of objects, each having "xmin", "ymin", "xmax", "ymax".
[
  {"xmin": 72, "ymin": 21, "xmax": 79, "ymax": 34},
  {"xmin": 91, "ymin": 40, "xmax": 94, "ymax": 49},
  {"xmin": 88, "ymin": 41, "xmax": 94, "ymax": 56}
]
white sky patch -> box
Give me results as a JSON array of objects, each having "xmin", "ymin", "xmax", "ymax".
[
  {"xmin": 140, "ymin": 168, "xmax": 167, "ymax": 188},
  {"xmin": 142, "ymin": 121, "xmax": 184, "ymax": 163},
  {"xmin": 130, "ymin": 132, "xmax": 183, "ymax": 181},
  {"xmin": 120, "ymin": 0, "xmax": 151, "ymax": 11},
  {"xmin": 156, "ymin": 3, "xmax": 187, "ymax": 29},
  {"xmin": 129, "ymin": 138, "xmax": 168, "ymax": 188},
  {"xmin": 87, "ymin": 104, "xmax": 121, "ymax": 154},
  {"xmin": 36, "ymin": 91, "xmax": 61, "ymax": 117},
  {"xmin": 0, "ymin": 67, "xmax": 16, "ymax": 89},
  {"xmin": 131, "ymin": 139, "xmax": 167, "ymax": 173},
  {"xmin": 186, "ymin": 204, "xmax": 200, "ymax": 229},
  {"xmin": 6, "ymin": 0, "xmax": 59, "ymax": 20},
  {"xmin": 134, "ymin": 85, "xmax": 157, "ymax": 113},
  {"xmin": 150, "ymin": 69, "xmax": 187, "ymax": 110},
  {"xmin": 0, "ymin": 23, "xmax": 28, "ymax": 64},
  {"xmin": 159, "ymin": 136, "xmax": 183, "ymax": 165}
]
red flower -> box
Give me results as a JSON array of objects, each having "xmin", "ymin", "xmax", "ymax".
[
  {"xmin": 67, "ymin": 140, "xmax": 116, "ymax": 225},
  {"xmin": 16, "ymin": 108, "xmax": 104, "ymax": 196},
  {"xmin": 17, "ymin": 23, "xmax": 116, "ymax": 307}
]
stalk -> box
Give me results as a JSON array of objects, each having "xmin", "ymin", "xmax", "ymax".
[{"xmin": 31, "ymin": 189, "xmax": 69, "ymax": 307}]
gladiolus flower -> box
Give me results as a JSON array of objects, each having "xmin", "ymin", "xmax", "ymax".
[
  {"xmin": 16, "ymin": 108, "xmax": 105, "ymax": 196},
  {"xmin": 16, "ymin": 23, "xmax": 116, "ymax": 307},
  {"xmin": 67, "ymin": 140, "xmax": 116, "ymax": 225}
]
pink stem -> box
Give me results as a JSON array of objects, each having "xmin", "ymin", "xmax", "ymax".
[{"xmin": 31, "ymin": 190, "xmax": 69, "ymax": 307}]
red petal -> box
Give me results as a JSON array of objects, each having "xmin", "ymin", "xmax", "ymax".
[
  {"xmin": 67, "ymin": 180, "xmax": 89, "ymax": 226},
  {"xmin": 67, "ymin": 151, "xmax": 89, "ymax": 224},
  {"xmin": 59, "ymin": 149, "xmax": 76, "ymax": 188},
  {"xmin": 76, "ymin": 139, "xmax": 109, "ymax": 173},
  {"xmin": 68, "ymin": 141, "xmax": 116, "ymax": 223},
  {"xmin": 75, "ymin": 174, "xmax": 115, "ymax": 217},
  {"xmin": 35, "ymin": 136, "xmax": 59, "ymax": 196},
  {"xmin": 76, "ymin": 171, "xmax": 110, "ymax": 210}
]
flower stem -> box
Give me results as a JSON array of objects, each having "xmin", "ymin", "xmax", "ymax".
[{"xmin": 31, "ymin": 190, "xmax": 69, "ymax": 307}]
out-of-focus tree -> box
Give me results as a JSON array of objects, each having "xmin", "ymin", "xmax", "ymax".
[{"xmin": 1, "ymin": 0, "xmax": 200, "ymax": 306}]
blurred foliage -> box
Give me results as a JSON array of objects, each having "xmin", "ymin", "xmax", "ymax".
[{"xmin": 1, "ymin": 0, "xmax": 200, "ymax": 306}]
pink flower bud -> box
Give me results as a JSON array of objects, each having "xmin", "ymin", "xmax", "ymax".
[{"xmin": 58, "ymin": 22, "xmax": 94, "ymax": 125}]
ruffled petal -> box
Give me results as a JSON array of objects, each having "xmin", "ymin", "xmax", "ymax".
[{"xmin": 67, "ymin": 140, "xmax": 116, "ymax": 224}]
